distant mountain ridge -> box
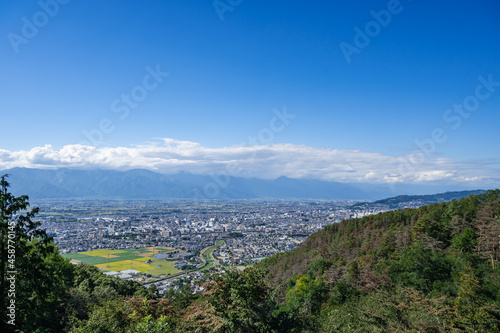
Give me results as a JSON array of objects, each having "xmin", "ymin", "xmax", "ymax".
[
  {"xmin": 0, "ymin": 168, "xmax": 486, "ymax": 201},
  {"xmin": 0, "ymin": 167, "xmax": 371, "ymax": 200},
  {"xmin": 350, "ymin": 190, "xmax": 486, "ymax": 210}
]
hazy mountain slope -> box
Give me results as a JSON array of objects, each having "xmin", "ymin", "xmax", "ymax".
[
  {"xmin": 350, "ymin": 190, "xmax": 486, "ymax": 210},
  {"xmin": 0, "ymin": 168, "xmax": 370, "ymax": 199}
]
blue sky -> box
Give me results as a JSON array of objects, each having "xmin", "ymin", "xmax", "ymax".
[{"xmin": 0, "ymin": 0, "xmax": 499, "ymax": 189}]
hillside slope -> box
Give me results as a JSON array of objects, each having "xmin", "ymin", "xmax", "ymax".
[
  {"xmin": 257, "ymin": 190, "xmax": 500, "ymax": 331},
  {"xmin": 261, "ymin": 190, "xmax": 500, "ymax": 288}
]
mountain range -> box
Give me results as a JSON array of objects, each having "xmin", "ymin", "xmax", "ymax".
[
  {"xmin": 0, "ymin": 167, "xmax": 367, "ymax": 200},
  {"xmin": 0, "ymin": 167, "xmax": 484, "ymax": 200}
]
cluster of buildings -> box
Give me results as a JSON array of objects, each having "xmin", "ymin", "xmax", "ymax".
[
  {"xmin": 144, "ymin": 271, "xmax": 206, "ymax": 296},
  {"xmin": 35, "ymin": 199, "xmax": 394, "ymax": 292},
  {"xmin": 37, "ymin": 200, "xmax": 362, "ymax": 256}
]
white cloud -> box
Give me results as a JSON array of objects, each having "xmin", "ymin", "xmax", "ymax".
[{"xmin": 0, "ymin": 139, "xmax": 498, "ymax": 186}]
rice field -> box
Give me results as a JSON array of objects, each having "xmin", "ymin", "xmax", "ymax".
[
  {"xmin": 62, "ymin": 247, "xmax": 181, "ymax": 276},
  {"xmin": 145, "ymin": 259, "xmax": 180, "ymax": 276},
  {"xmin": 95, "ymin": 260, "xmax": 155, "ymax": 273},
  {"xmin": 80, "ymin": 249, "xmax": 127, "ymax": 256}
]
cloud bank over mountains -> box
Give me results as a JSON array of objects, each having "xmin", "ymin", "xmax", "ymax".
[{"xmin": 0, "ymin": 138, "xmax": 498, "ymax": 187}]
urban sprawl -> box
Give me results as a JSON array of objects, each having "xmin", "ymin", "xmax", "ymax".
[{"xmin": 35, "ymin": 199, "xmax": 424, "ymax": 295}]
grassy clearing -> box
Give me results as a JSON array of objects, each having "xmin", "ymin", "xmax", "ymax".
[
  {"xmin": 80, "ymin": 249, "xmax": 126, "ymax": 256},
  {"xmin": 64, "ymin": 249, "xmax": 181, "ymax": 276},
  {"xmin": 95, "ymin": 260, "xmax": 155, "ymax": 273},
  {"xmin": 201, "ymin": 245, "xmax": 216, "ymax": 261},
  {"xmin": 135, "ymin": 257, "xmax": 153, "ymax": 262},
  {"xmin": 63, "ymin": 247, "xmax": 182, "ymax": 268},
  {"xmin": 199, "ymin": 261, "xmax": 214, "ymax": 271},
  {"xmin": 112, "ymin": 253, "xmax": 143, "ymax": 261},
  {"xmin": 146, "ymin": 259, "xmax": 180, "ymax": 276},
  {"xmin": 62, "ymin": 253, "xmax": 107, "ymax": 265},
  {"xmin": 199, "ymin": 240, "xmax": 225, "ymax": 271}
]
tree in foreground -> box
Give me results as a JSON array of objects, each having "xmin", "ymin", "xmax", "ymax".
[
  {"xmin": 209, "ymin": 268, "xmax": 275, "ymax": 332},
  {"xmin": 453, "ymin": 263, "xmax": 497, "ymax": 331},
  {"xmin": 0, "ymin": 175, "xmax": 74, "ymax": 332},
  {"xmin": 208, "ymin": 267, "xmax": 308, "ymax": 332}
]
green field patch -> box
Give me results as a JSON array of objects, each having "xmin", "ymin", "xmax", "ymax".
[
  {"xmin": 80, "ymin": 249, "xmax": 126, "ymax": 256},
  {"xmin": 146, "ymin": 260, "xmax": 180, "ymax": 276},
  {"xmin": 119, "ymin": 248, "xmax": 139, "ymax": 253},
  {"xmin": 198, "ymin": 240, "xmax": 224, "ymax": 271},
  {"xmin": 63, "ymin": 248, "xmax": 183, "ymax": 272},
  {"xmin": 135, "ymin": 257, "xmax": 153, "ymax": 262},
  {"xmin": 62, "ymin": 253, "xmax": 110, "ymax": 265},
  {"xmin": 114, "ymin": 253, "xmax": 143, "ymax": 260},
  {"xmin": 95, "ymin": 260, "xmax": 155, "ymax": 273},
  {"xmin": 201, "ymin": 244, "xmax": 218, "ymax": 261},
  {"xmin": 200, "ymin": 261, "xmax": 214, "ymax": 271},
  {"xmin": 134, "ymin": 247, "xmax": 176, "ymax": 255},
  {"xmin": 98, "ymin": 254, "xmax": 120, "ymax": 258},
  {"xmin": 133, "ymin": 248, "xmax": 149, "ymax": 252}
]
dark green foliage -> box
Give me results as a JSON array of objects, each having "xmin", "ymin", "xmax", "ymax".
[
  {"xmin": 284, "ymin": 274, "xmax": 328, "ymax": 314},
  {"xmin": 346, "ymin": 259, "xmax": 359, "ymax": 286},
  {"xmin": 306, "ymin": 257, "xmax": 333, "ymax": 278},
  {"xmin": 328, "ymin": 280, "xmax": 360, "ymax": 306},
  {"xmin": 320, "ymin": 287, "xmax": 455, "ymax": 332},
  {"xmin": 70, "ymin": 300, "xmax": 128, "ymax": 333},
  {"xmin": 452, "ymin": 263, "xmax": 492, "ymax": 331},
  {"xmin": 208, "ymin": 267, "xmax": 309, "ymax": 332},
  {"xmin": 451, "ymin": 227, "xmax": 478, "ymax": 253},
  {"xmin": 64, "ymin": 264, "xmax": 159, "ymax": 329},
  {"xmin": 208, "ymin": 268, "xmax": 279, "ymax": 332},
  {"xmin": 0, "ymin": 175, "xmax": 75, "ymax": 332},
  {"xmin": 70, "ymin": 297, "xmax": 176, "ymax": 333},
  {"xmin": 389, "ymin": 245, "xmax": 453, "ymax": 295},
  {"xmin": 374, "ymin": 229, "xmax": 396, "ymax": 259},
  {"xmin": 164, "ymin": 283, "xmax": 196, "ymax": 311}
]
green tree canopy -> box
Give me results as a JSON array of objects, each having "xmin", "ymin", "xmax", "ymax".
[{"xmin": 0, "ymin": 175, "xmax": 74, "ymax": 332}]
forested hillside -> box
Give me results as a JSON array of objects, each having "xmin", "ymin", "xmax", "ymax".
[
  {"xmin": 1, "ymin": 174, "xmax": 499, "ymax": 332},
  {"xmin": 257, "ymin": 189, "xmax": 500, "ymax": 331}
]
